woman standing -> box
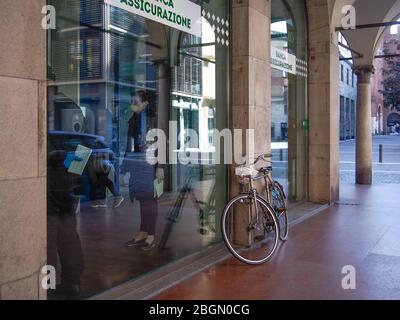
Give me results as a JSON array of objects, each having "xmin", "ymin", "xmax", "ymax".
[{"xmin": 121, "ymin": 90, "xmax": 164, "ymax": 251}]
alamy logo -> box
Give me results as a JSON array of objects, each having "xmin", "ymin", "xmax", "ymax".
[
  {"xmin": 341, "ymin": 265, "xmax": 356, "ymax": 290},
  {"xmin": 41, "ymin": 265, "xmax": 56, "ymax": 290},
  {"xmin": 341, "ymin": 5, "xmax": 356, "ymax": 30},
  {"xmin": 42, "ymin": 5, "xmax": 56, "ymax": 30},
  {"xmin": 144, "ymin": 123, "xmax": 256, "ymax": 166}
]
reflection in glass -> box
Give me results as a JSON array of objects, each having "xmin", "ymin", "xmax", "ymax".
[
  {"xmin": 271, "ymin": 0, "xmax": 308, "ymax": 203},
  {"xmin": 47, "ymin": 0, "xmax": 229, "ymax": 299}
]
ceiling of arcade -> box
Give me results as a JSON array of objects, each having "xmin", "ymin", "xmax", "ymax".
[{"xmin": 327, "ymin": 0, "xmax": 400, "ymax": 66}]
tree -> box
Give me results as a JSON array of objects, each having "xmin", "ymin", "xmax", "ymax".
[{"xmin": 379, "ymin": 48, "xmax": 400, "ymax": 112}]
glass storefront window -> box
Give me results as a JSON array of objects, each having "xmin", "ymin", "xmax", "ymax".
[
  {"xmin": 271, "ymin": 0, "xmax": 308, "ymax": 204},
  {"xmin": 47, "ymin": 0, "xmax": 229, "ymax": 299}
]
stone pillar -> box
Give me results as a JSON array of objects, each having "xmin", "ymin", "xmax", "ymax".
[
  {"xmin": 231, "ymin": 0, "xmax": 271, "ymax": 179},
  {"xmin": 354, "ymin": 66, "xmax": 374, "ymax": 185},
  {"xmin": 231, "ymin": 0, "xmax": 271, "ymax": 244},
  {"xmin": 0, "ymin": 0, "xmax": 47, "ymax": 299},
  {"xmin": 307, "ymin": 0, "xmax": 340, "ymax": 204}
]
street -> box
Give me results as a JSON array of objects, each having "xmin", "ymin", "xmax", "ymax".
[{"xmin": 340, "ymin": 135, "xmax": 400, "ymax": 184}]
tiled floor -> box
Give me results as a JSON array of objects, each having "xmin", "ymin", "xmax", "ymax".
[
  {"xmin": 49, "ymin": 172, "xmax": 320, "ymax": 299},
  {"xmin": 153, "ymin": 184, "xmax": 400, "ymax": 300}
]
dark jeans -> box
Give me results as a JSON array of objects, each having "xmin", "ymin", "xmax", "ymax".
[
  {"xmin": 86, "ymin": 163, "xmax": 120, "ymax": 199},
  {"xmin": 138, "ymin": 196, "xmax": 158, "ymax": 235},
  {"xmin": 47, "ymin": 212, "xmax": 84, "ymax": 286},
  {"xmin": 97, "ymin": 172, "xmax": 119, "ymax": 196}
]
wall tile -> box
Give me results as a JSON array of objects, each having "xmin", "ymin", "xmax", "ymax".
[
  {"xmin": 0, "ymin": 76, "xmax": 38, "ymax": 180},
  {"xmin": 0, "ymin": 178, "xmax": 46, "ymax": 284},
  {"xmin": 0, "ymin": 0, "xmax": 46, "ymax": 80}
]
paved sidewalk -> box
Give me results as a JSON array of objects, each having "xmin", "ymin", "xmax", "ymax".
[
  {"xmin": 340, "ymin": 136, "xmax": 400, "ymax": 184},
  {"xmin": 153, "ymin": 184, "xmax": 400, "ymax": 300}
]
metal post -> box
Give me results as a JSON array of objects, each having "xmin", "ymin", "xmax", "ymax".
[
  {"xmin": 280, "ymin": 149, "xmax": 283, "ymax": 161},
  {"xmin": 379, "ymin": 144, "xmax": 383, "ymax": 163}
]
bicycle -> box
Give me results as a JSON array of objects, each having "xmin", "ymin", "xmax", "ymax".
[
  {"xmin": 158, "ymin": 166, "xmax": 217, "ymax": 251},
  {"xmin": 221, "ymin": 153, "xmax": 288, "ymax": 265}
]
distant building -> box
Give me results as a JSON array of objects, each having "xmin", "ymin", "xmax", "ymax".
[
  {"xmin": 371, "ymin": 27, "xmax": 400, "ymax": 135},
  {"xmin": 338, "ymin": 35, "xmax": 358, "ymax": 141},
  {"xmin": 371, "ymin": 51, "xmax": 385, "ymax": 135}
]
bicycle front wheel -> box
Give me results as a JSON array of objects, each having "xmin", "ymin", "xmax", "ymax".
[{"xmin": 221, "ymin": 194, "xmax": 279, "ymax": 265}]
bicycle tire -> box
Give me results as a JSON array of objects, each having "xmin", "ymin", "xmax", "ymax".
[
  {"xmin": 221, "ymin": 194, "xmax": 279, "ymax": 265},
  {"xmin": 270, "ymin": 181, "xmax": 289, "ymax": 241}
]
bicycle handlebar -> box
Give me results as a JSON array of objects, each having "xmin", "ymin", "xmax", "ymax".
[{"xmin": 252, "ymin": 153, "xmax": 273, "ymax": 166}]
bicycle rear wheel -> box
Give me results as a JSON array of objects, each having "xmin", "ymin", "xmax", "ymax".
[
  {"xmin": 270, "ymin": 181, "xmax": 289, "ymax": 241},
  {"xmin": 221, "ymin": 194, "xmax": 279, "ymax": 265}
]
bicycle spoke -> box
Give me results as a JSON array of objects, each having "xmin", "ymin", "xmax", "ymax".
[{"xmin": 221, "ymin": 195, "xmax": 279, "ymax": 265}]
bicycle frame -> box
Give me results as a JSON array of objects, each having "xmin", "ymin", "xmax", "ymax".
[
  {"xmin": 263, "ymin": 173, "xmax": 274, "ymax": 204},
  {"xmin": 240, "ymin": 172, "xmax": 273, "ymax": 234},
  {"xmin": 235, "ymin": 153, "xmax": 284, "ymax": 236}
]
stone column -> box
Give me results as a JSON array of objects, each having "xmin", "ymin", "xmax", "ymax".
[
  {"xmin": 0, "ymin": 0, "xmax": 47, "ymax": 299},
  {"xmin": 231, "ymin": 0, "xmax": 271, "ymax": 244},
  {"xmin": 307, "ymin": 0, "xmax": 340, "ymax": 204},
  {"xmin": 231, "ymin": 0, "xmax": 271, "ymax": 181},
  {"xmin": 354, "ymin": 66, "xmax": 374, "ymax": 185}
]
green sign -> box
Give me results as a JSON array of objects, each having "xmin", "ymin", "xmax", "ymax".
[
  {"xmin": 105, "ymin": 0, "xmax": 202, "ymax": 37},
  {"xmin": 271, "ymin": 47, "xmax": 297, "ymax": 75}
]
